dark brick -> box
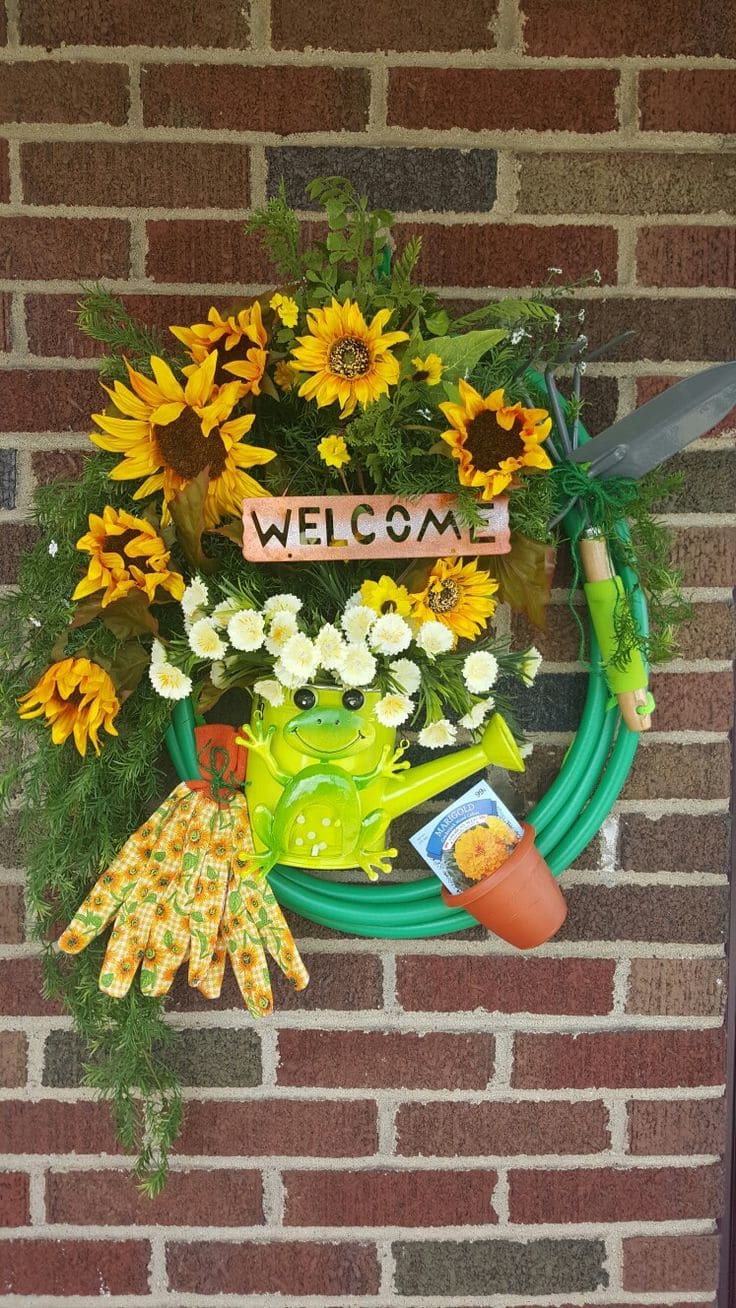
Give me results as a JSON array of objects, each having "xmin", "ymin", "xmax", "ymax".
[
  {"xmin": 519, "ymin": 153, "xmax": 736, "ymax": 216},
  {"xmin": 619, "ymin": 814, "xmax": 730, "ymax": 876},
  {"xmin": 394, "ymin": 1238, "xmax": 607, "ymax": 1296},
  {"xmin": 0, "ymin": 885, "xmax": 24, "ymax": 943},
  {"xmin": 558, "ymin": 885, "xmax": 728, "ymax": 944},
  {"xmin": 513, "ymin": 1029, "xmax": 726, "ymax": 1090},
  {"xmin": 0, "ymin": 61, "xmax": 128, "ymax": 125},
  {"xmin": 397, "ymin": 956, "xmax": 614, "ymax": 1014},
  {"xmin": 622, "ymin": 741, "xmax": 731, "ymax": 801},
  {"xmin": 277, "ymin": 1030, "xmax": 494, "ymax": 1089},
  {"xmin": 510, "ymin": 1163, "xmax": 721, "ymax": 1223},
  {"xmin": 22, "ymin": 141, "xmax": 249, "ymax": 209},
  {"xmin": 401, "ymin": 221, "xmax": 617, "ymax": 288},
  {"xmin": 169, "ymin": 951, "xmax": 382, "ymax": 1012},
  {"xmin": 0, "ymin": 368, "xmax": 100, "ymax": 432},
  {"xmin": 0, "ymin": 217, "xmax": 129, "ymax": 279},
  {"xmin": 640, "ymin": 69, "xmax": 736, "ymax": 133},
  {"xmin": 389, "ymin": 67, "xmax": 618, "ymax": 133},
  {"xmin": 0, "ymin": 1239, "xmax": 150, "ymax": 1296},
  {"xmin": 638, "ymin": 224, "xmax": 736, "ymax": 288},
  {"xmin": 167, "ymin": 1239, "xmax": 379, "ymax": 1295},
  {"xmin": 627, "ymin": 958, "xmax": 726, "ymax": 1017},
  {"xmin": 0, "ymin": 449, "xmax": 16, "ymax": 509},
  {"xmin": 178, "ymin": 1097, "xmax": 378, "ymax": 1157},
  {"xmin": 0, "ymin": 1033, "xmax": 26, "ymax": 1087},
  {"xmin": 623, "ymin": 1234, "xmax": 720, "ymax": 1292},
  {"xmin": 43, "ymin": 1026, "xmax": 262, "ymax": 1088},
  {"xmin": 284, "ymin": 1168, "xmax": 497, "ymax": 1226},
  {"xmin": 0, "ymin": 1173, "xmax": 29, "ymax": 1226},
  {"xmin": 32, "ymin": 449, "xmax": 88, "ymax": 486},
  {"xmin": 272, "ymin": 0, "xmax": 499, "ymax": 51},
  {"xmin": 651, "ymin": 670, "xmax": 733, "ymax": 731},
  {"xmin": 19, "ymin": 0, "xmax": 251, "ymax": 48},
  {"xmin": 671, "ymin": 526, "xmax": 736, "ymax": 588},
  {"xmin": 267, "ymin": 146, "xmax": 497, "ymax": 213},
  {"xmin": 521, "ymin": 0, "xmax": 736, "ymax": 57},
  {"xmin": 397, "ymin": 1098, "xmax": 609, "ymax": 1157},
  {"xmin": 628, "ymin": 1096, "xmax": 726, "ymax": 1156},
  {"xmin": 674, "ymin": 603, "xmax": 735, "ymax": 662},
  {"xmin": 515, "ymin": 672, "xmax": 587, "ymax": 732},
  {"xmin": 656, "ymin": 449, "xmax": 736, "ymax": 513},
  {"xmin": 143, "ymin": 63, "xmax": 370, "ymax": 132},
  {"xmin": 47, "ymin": 1167, "xmax": 263, "ymax": 1226},
  {"xmin": 0, "ymin": 525, "xmax": 41, "ymax": 585}
]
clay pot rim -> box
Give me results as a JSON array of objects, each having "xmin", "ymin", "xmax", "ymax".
[{"xmin": 441, "ymin": 821, "xmax": 537, "ymax": 907}]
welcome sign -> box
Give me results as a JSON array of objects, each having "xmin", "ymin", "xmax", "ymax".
[{"xmin": 241, "ymin": 493, "xmax": 510, "ymax": 562}]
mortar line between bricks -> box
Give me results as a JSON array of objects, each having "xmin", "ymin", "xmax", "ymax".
[
  {"xmin": 368, "ymin": 58, "xmax": 388, "ymax": 133},
  {"xmin": 3, "ymin": 0, "xmax": 19, "ymax": 46},
  {"xmin": 606, "ymin": 1098, "xmax": 629, "ymax": 1153},
  {"xmin": 147, "ymin": 1235, "xmax": 168, "ymax": 1298},
  {"xmin": 248, "ymin": 0, "xmax": 271, "ymax": 51},
  {"xmin": 6, "ymin": 139, "xmax": 22, "ymax": 205},
  {"xmin": 248, "ymin": 143, "xmax": 268, "ymax": 208},
  {"xmin": 261, "ymin": 1167, "xmax": 285, "ymax": 1225},
  {"xmin": 611, "ymin": 958, "xmax": 631, "ymax": 1015},
  {"xmin": 26, "ymin": 1165, "xmax": 45, "ymax": 1226},
  {"xmin": 605, "ymin": 1229, "xmax": 625, "ymax": 1296},
  {"xmin": 152, "ymin": 1010, "xmax": 729, "ymax": 1032},
  {"xmin": 0, "ymin": 1297, "xmax": 717, "ymax": 1308},
  {"xmin": 494, "ymin": 0, "xmax": 523, "ymax": 53},
  {"xmin": 377, "ymin": 1236, "xmax": 395, "ymax": 1298},
  {"xmin": 126, "ymin": 61, "xmax": 143, "ymax": 130}
]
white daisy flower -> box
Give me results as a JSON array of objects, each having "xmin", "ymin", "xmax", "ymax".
[
  {"xmin": 338, "ymin": 643, "xmax": 377, "ymax": 687},
  {"xmin": 281, "ymin": 632, "xmax": 319, "ymax": 682},
  {"xmin": 459, "ymin": 698, "xmax": 494, "ymax": 730},
  {"xmin": 188, "ymin": 617, "xmax": 227, "ymax": 661},
  {"xmin": 341, "ymin": 604, "xmax": 376, "ymax": 643},
  {"xmin": 149, "ymin": 661, "xmax": 192, "ymax": 701},
  {"xmin": 374, "ymin": 692, "xmax": 414, "ymax": 728},
  {"xmin": 228, "ymin": 608, "xmax": 265, "ymax": 652},
  {"xmin": 264, "ymin": 592, "xmax": 302, "ymax": 617},
  {"xmin": 182, "ymin": 575, "xmax": 209, "ymax": 618},
  {"xmin": 273, "ymin": 659, "xmax": 304, "ymax": 689},
  {"xmin": 212, "ymin": 597, "xmax": 242, "ymax": 628},
  {"xmin": 463, "ymin": 651, "xmax": 499, "ymax": 695},
  {"xmin": 519, "ymin": 646, "xmax": 542, "ymax": 686},
  {"xmin": 389, "ymin": 657, "xmax": 422, "ymax": 695},
  {"xmin": 344, "ymin": 590, "xmax": 363, "ymax": 609},
  {"xmin": 151, "ymin": 638, "xmax": 167, "ymax": 665},
  {"xmin": 315, "ymin": 623, "xmax": 347, "ymax": 671},
  {"xmin": 418, "ymin": 718, "xmax": 457, "ymax": 749},
  {"xmin": 254, "ymin": 678, "xmax": 285, "ymax": 707},
  {"xmin": 416, "ymin": 620, "xmax": 454, "ymax": 657},
  {"xmin": 369, "ymin": 612, "xmax": 413, "ymax": 656},
  {"xmin": 265, "ymin": 610, "xmax": 299, "ymax": 655}
]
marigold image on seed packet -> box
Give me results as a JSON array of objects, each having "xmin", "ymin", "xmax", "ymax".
[{"xmin": 409, "ymin": 781, "xmax": 523, "ymax": 894}]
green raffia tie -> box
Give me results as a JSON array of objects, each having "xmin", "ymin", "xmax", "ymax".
[
  {"xmin": 197, "ymin": 743, "xmax": 241, "ymax": 805},
  {"xmin": 553, "ymin": 463, "xmax": 641, "ymax": 661}
]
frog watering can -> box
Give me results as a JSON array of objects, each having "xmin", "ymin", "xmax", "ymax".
[{"xmin": 237, "ymin": 684, "xmax": 524, "ymax": 880}]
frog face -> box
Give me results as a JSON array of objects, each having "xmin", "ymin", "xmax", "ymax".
[{"xmin": 281, "ymin": 686, "xmax": 376, "ymax": 760}]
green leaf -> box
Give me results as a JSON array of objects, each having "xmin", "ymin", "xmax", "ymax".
[
  {"xmin": 229, "ymin": 889, "xmax": 243, "ymax": 913},
  {"xmin": 70, "ymin": 597, "xmax": 103, "ymax": 629},
  {"xmin": 181, "ymin": 852, "xmax": 199, "ymax": 871},
  {"xmin": 108, "ymin": 641, "xmax": 150, "ymax": 702},
  {"xmin": 420, "ymin": 329, "xmax": 507, "ymax": 380},
  {"xmin": 100, "ymin": 973, "xmax": 114, "ymax": 987},
  {"xmin": 424, "ymin": 310, "xmax": 451, "ymax": 336},
  {"xmin": 102, "ymin": 591, "xmax": 159, "ymax": 640},
  {"xmin": 168, "ymin": 468, "xmax": 217, "ymax": 575},
  {"xmin": 163, "ymin": 930, "xmax": 174, "ymax": 948}
]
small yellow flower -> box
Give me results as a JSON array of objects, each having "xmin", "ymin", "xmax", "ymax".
[
  {"xmin": 274, "ymin": 361, "xmax": 298, "ymax": 392},
  {"xmin": 317, "ymin": 433, "xmax": 350, "ymax": 469},
  {"xmin": 361, "ymin": 575, "xmax": 412, "ymax": 617},
  {"xmin": 412, "ymin": 353, "xmax": 443, "ymax": 386},
  {"xmin": 270, "ymin": 292, "xmax": 299, "ymax": 328}
]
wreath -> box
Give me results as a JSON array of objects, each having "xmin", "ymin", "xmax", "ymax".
[{"xmin": 0, "ymin": 178, "xmax": 700, "ymax": 1189}]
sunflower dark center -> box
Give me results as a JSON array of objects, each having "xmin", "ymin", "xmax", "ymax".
[
  {"xmin": 428, "ymin": 578, "xmax": 461, "ymax": 614},
  {"xmin": 104, "ymin": 528, "xmax": 143, "ymax": 560},
  {"xmin": 156, "ymin": 407, "xmax": 228, "ymax": 480},
  {"xmin": 329, "ymin": 336, "xmax": 370, "ymax": 378},
  {"xmin": 214, "ymin": 340, "xmax": 254, "ymax": 387},
  {"xmin": 464, "ymin": 409, "xmax": 523, "ymax": 473}
]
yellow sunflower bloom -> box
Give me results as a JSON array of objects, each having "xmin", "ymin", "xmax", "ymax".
[
  {"xmin": 90, "ymin": 351, "xmax": 276, "ymax": 528},
  {"xmin": 72, "ymin": 505, "xmax": 184, "ymax": 608},
  {"xmin": 360, "ymin": 574, "xmax": 412, "ymax": 617},
  {"xmin": 170, "ymin": 302, "xmax": 269, "ymax": 397},
  {"xmin": 411, "ymin": 353, "xmax": 443, "ymax": 386},
  {"xmin": 274, "ymin": 361, "xmax": 298, "ymax": 392},
  {"xmin": 439, "ymin": 380, "xmax": 553, "ymax": 501},
  {"xmin": 317, "ymin": 433, "xmax": 350, "ymax": 469},
  {"xmin": 270, "ymin": 292, "xmax": 299, "ymax": 328},
  {"xmin": 18, "ymin": 657, "xmax": 120, "ymax": 756},
  {"xmin": 410, "ymin": 556, "xmax": 498, "ymax": 641},
  {"xmin": 290, "ymin": 298, "xmax": 409, "ymax": 419}
]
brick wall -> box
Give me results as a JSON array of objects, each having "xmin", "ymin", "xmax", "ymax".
[{"xmin": 0, "ymin": 0, "xmax": 734, "ymax": 1303}]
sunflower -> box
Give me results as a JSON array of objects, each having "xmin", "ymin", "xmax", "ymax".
[
  {"xmin": 410, "ymin": 557, "xmax": 498, "ymax": 641},
  {"xmin": 90, "ymin": 351, "xmax": 276, "ymax": 528},
  {"xmin": 290, "ymin": 298, "xmax": 409, "ymax": 418},
  {"xmin": 439, "ymin": 380, "xmax": 553, "ymax": 500},
  {"xmin": 72, "ymin": 505, "xmax": 184, "ymax": 609},
  {"xmin": 170, "ymin": 302, "xmax": 269, "ymax": 397},
  {"xmin": 18, "ymin": 657, "xmax": 120, "ymax": 756}
]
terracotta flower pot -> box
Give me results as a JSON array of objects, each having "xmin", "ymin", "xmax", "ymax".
[{"xmin": 441, "ymin": 822, "xmax": 567, "ymax": 949}]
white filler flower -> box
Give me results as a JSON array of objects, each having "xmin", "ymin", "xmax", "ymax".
[
  {"xmin": 273, "ymin": 659, "xmax": 304, "ymax": 689},
  {"xmin": 418, "ymin": 719, "xmax": 457, "ymax": 749},
  {"xmin": 188, "ymin": 617, "xmax": 227, "ymax": 661},
  {"xmin": 374, "ymin": 692, "xmax": 414, "ymax": 728},
  {"xmin": 265, "ymin": 611, "xmax": 299, "ymax": 655},
  {"xmin": 281, "ymin": 633, "xmax": 319, "ymax": 682},
  {"xmin": 519, "ymin": 646, "xmax": 542, "ymax": 686},
  {"xmin": 389, "ymin": 658, "xmax": 422, "ymax": 695},
  {"xmin": 341, "ymin": 604, "xmax": 376, "ymax": 643},
  {"xmin": 370, "ymin": 613, "xmax": 412, "ymax": 656},
  {"xmin": 264, "ymin": 592, "xmax": 302, "ymax": 617},
  {"xmin": 463, "ymin": 650, "xmax": 499, "ymax": 695},
  {"xmin": 228, "ymin": 609, "xmax": 265, "ymax": 652},
  {"xmin": 151, "ymin": 638, "xmax": 167, "ymax": 665},
  {"xmin": 416, "ymin": 620, "xmax": 454, "ymax": 657},
  {"xmin": 459, "ymin": 698, "xmax": 494, "ymax": 730},
  {"xmin": 339, "ymin": 643, "xmax": 377, "ymax": 687},
  {"xmin": 254, "ymin": 678, "xmax": 285, "ymax": 707},
  {"xmin": 181, "ymin": 575, "xmax": 209, "ymax": 619},
  {"xmin": 149, "ymin": 661, "xmax": 192, "ymax": 701},
  {"xmin": 315, "ymin": 623, "xmax": 347, "ymax": 671}
]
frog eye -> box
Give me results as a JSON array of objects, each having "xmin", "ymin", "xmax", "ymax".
[
  {"xmin": 294, "ymin": 687, "xmax": 316, "ymax": 709},
  {"xmin": 342, "ymin": 689, "xmax": 364, "ymax": 711}
]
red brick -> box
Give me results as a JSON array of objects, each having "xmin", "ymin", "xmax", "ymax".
[
  {"xmin": 0, "ymin": 1173, "xmax": 30, "ymax": 1226},
  {"xmin": 272, "ymin": 0, "xmax": 498, "ymax": 51},
  {"xmin": 637, "ymin": 225, "xmax": 736, "ymax": 288},
  {"xmin": 396, "ymin": 957, "xmax": 614, "ymax": 1015},
  {"xmin": 619, "ymin": 815, "xmax": 730, "ymax": 878},
  {"xmin": 397, "ymin": 1099, "xmax": 609, "ymax": 1157},
  {"xmin": 147, "ymin": 220, "xmax": 273, "ymax": 284},
  {"xmin": 402, "ymin": 222, "xmax": 617, "ymax": 289},
  {"xmin": 628, "ymin": 1097, "xmax": 726, "ymax": 1156},
  {"xmin": 521, "ymin": 0, "xmax": 736, "ymax": 57},
  {"xmin": 0, "ymin": 1033, "xmax": 26, "ymax": 1088},
  {"xmin": 389, "ymin": 67, "xmax": 617, "ymax": 133},
  {"xmin": 21, "ymin": 141, "xmax": 249, "ymax": 208},
  {"xmin": 0, "ymin": 1100, "xmax": 121, "ymax": 1154},
  {"xmin": 32, "ymin": 449, "xmax": 88, "ymax": 486},
  {"xmin": 637, "ymin": 375, "xmax": 736, "ymax": 436},
  {"xmin": 623, "ymin": 742, "xmax": 731, "ymax": 801},
  {"xmin": 0, "ymin": 141, "xmax": 8, "ymax": 201},
  {"xmin": 623, "ymin": 1234, "xmax": 720, "ymax": 1292},
  {"xmin": 1, "ymin": 218, "xmax": 129, "ymax": 280},
  {"xmin": 627, "ymin": 958, "xmax": 727, "ymax": 1017},
  {"xmin": 143, "ymin": 64, "xmax": 370, "ymax": 132},
  {"xmin": 0, "ymin": 62, "xmax": 128, "ymax": 125},
  {"xmin": 277, "ymin": 1031, "xmax": 494, "ymax": 1089},
  {"xmin": 0, "ymin": 369, "xmax": 101, "ymax": 432},
  {"xmin": 284, "ymin": 1167, "xmax": 497, "ymax": 1227},
  {"xmin": 640, "ymin": 70, "xmax": 736, "ymax": 134},
  {"xmin": 0, "ymin": 885, "xmax": 24, "ymax": 943},
  {"xmin": 0, "ymin": 959, "xmax": 63, "ymax": 1015},
  {"xmin": 167, "ymin": 1239, "xmax": 379, "ymax": 1295},
  {"xmin": 178, "ymin": 1098, "xmax": 377, "ymax": 1156},
  {"xmin": 19, "ymin": 0, "xmax": 250, "ymax": 48},
  {"xmin": 649, "ymin": 669, "xmax": 733, "ymax": 732},
  {"xmin": 171, "ymin": 951, "xmax": 382, "ymax": 1012},
  {"xmin": 671, "ymin": 526, "xmax": 736, "ymax": 588},
  {"xmin": 1, "ymin": 1238, "xmax": 150, "ymax": 1296},
  {"xmin": 559, "ymin": 885, "xmax": 728, "ymax": 944},
  {"xmin": 25, "ymin": 291, "xmax": 217, "ymax": 357},
  {"xmin": 510, "ymin": 1163, "xmax": 721, "ymax": 1223},
  {"xmin": 47, "ymin": 1167, "xmax": 262, "ymax": 1225},
  {"xmin": 513, "ymin": 1030, "xmax": 725, "ymax": 1090}
]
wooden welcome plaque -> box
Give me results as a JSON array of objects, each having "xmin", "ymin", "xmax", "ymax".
[{"xmin": 241, "ymin": 493, "xmax": 510, "ymax": 563}]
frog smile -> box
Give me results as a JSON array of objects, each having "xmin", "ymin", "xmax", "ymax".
[{"xmin": 293, "ymin": 729, "xmax": 364, "ymax": 754}]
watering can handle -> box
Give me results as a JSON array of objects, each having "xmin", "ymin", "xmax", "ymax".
[{"xmin": 579, "ymin": 534, "xmax": 652, "ymax": 733}]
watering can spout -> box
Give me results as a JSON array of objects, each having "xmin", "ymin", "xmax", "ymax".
[{"xmin": 383, "ymin": 712, "xmax": 524, "ymax": 822}]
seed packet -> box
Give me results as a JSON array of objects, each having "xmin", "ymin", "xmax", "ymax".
[{"xmin": 410, "ymin": 780, "xmax": 523, "ymax": 894}]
